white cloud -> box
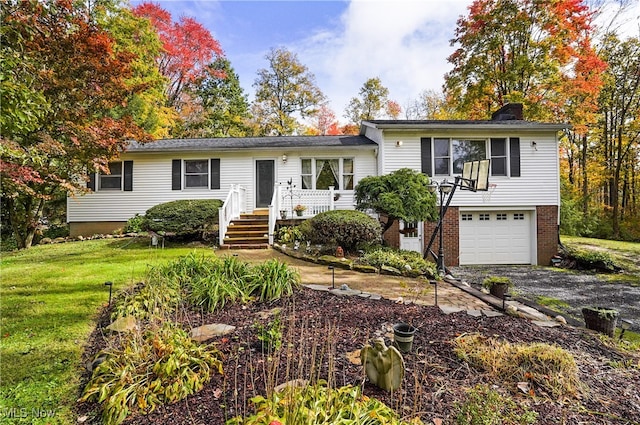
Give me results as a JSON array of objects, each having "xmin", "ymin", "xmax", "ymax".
[{"xmin": 293, "ymin": 0, "xmax": 473, "ymax": 120}]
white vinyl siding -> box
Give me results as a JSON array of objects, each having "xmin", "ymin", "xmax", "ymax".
[
  {"xmin": 67, "ymin": 148, "xmax": 377, "ymax": 222},
  {"xmin": 379, "ymin": 130, "xmax": 560, "ymax": 207}
]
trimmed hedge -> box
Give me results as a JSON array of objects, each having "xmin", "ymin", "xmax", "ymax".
[
  {"xmin": 144, "ymin": 199, "xmax": 223, "ymax": 239},
  {"xmin": 301, "ymin": 210, "xmax": 382, "ymax": 251}
]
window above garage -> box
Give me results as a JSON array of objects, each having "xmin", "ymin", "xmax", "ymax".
[{"xmin": 421, "ymin": 137, "xmax": 520, "ymax": 178}]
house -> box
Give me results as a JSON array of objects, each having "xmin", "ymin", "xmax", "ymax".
[{"xmin": 67, "ymin": 103, "xmax": 567, "ymax": 266}]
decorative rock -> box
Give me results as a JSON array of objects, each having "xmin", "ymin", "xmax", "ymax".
[
  {"xmin": 532, "ymin": 320, "xmax": 561, "ymax": 328},
  {"xmin": 506, "ymin": 305, "xmax": 518, "ymax": 315},
  {"xmin": 369, "ymin": 293, "xmax": 382, "ymax": 300},
  {"xmin": 304, "ymin": 284, "xmax": 331, "ymax": 292},
  {"xmin": 340, "ymin": 284, "xmax": 350, "ymax": 291},
  {"xmin": 39, "ymin": 237, "xmax": 52, "ymax": 245},
  {"xmin": 352, "ymin": 264, "xmax": 378, "ymax": 274},
  {"xmin": 360, "ymin": 338, "xmax": 405, "ymax": 391},
  {"xmin": 274, "ymin": 379, "xmax": 309, "ymax": 393},
  {"xmin": 439, "ymin": 305, "xmax": 463, "ymax": 315},
  {"xmin": 482, "ymin": 310, "xmax": 504, "ymax": 318},
  {"xmin": 53, "ymin": 237, "xmax": 66, "ymax": 243},
  {"xmin": 190, "ymin": 324, "xmax": 236, "ymax": 342},
  {"xmin": 106, "ymin": 316, "xmax": 137, "ymax": 333},
  {"xmin": 255, "ymin": 308, "xmax": 282, "ymax": 319},
  {"xmin": 555, "ymin": 315, "xmax": 567, "ymax": 325},
  {"xmin": 466, "ymin": 309, "xmax": 482, "ymax": 318},
  {"xmin": 380, "ymin": 265, "xmax": 402, "ymax": 276},
  {"xmin": 329, "ymin": 288, "xmax": 361, "ymax": 297}
]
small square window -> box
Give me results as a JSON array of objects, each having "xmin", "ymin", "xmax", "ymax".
[
  {"xmin": 497, "ymin": 213, "xmax": 507, "ymax": 221},
  {"xmin": 479, "ymin": 213, "xmax": 490, "ymax": 221},
  {"xmin": 99, "ymin": 162, "xmax": 122, "ymax": 190},
  {"xmin": 514, "ymin": 213, "xmax": 524, "ymax": 220},
  {"xmin": 461, "ymin": 213, "xmax": 473, "ymax": 221}
]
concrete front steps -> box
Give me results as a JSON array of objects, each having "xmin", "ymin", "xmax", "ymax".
[{"xmin": 221, "ymin": 210, "xmax": 269, "ymax": 249}]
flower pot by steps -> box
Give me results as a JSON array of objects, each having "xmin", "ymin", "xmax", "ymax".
[
  {"xmin": 296, "ymin": 210, "xmax": 303, "ymax": 217},
  {"xmin": 582, "ymin": 307, "xmax": 618, "ymax": 337},
  {"xmin": 393, "ymin": 323, "xmax": 416, "ymax": 353}
]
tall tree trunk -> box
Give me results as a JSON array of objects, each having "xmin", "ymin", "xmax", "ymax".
[
  {"xmin": 7, "ymin": 196, "xmax": 45, "ymax": 249},
  {"xmin": 580, "ymin": 134, "xmax": 589, "ymax": 217}
]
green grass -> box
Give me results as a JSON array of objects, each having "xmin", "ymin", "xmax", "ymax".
[
  {"xmin": 560, "ymin": 235, "xmax": 640, "ymax": 285},
  {"xmin": 0, "ymin": 239, "xmax": 215, "ymax": 424},
  {"xmin": 535, "ymin": 295, "xmax": 570, "ymax": 311}
]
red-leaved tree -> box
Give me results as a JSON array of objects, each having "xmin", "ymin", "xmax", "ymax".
[
  {"xmin": 1, "ymin": 0, "xmax": 150, "ymax": 248},
  {"xmin": 132, "ymin": 2, "xmax": 224, "ymax": 107}
]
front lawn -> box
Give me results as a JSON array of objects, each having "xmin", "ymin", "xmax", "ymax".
[{"xmin": 0, "ymin": 239, "xmax": 215, "ymax": 424}]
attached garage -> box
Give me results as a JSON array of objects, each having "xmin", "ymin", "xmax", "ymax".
[{"xmin": 459, "ymin": 210, "xmax": 534, "ymax": 265}]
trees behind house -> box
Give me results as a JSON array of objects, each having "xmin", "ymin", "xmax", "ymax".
[
  {"xmin": 344, "ymin": 77, "xmax": 390, "ymax": 125},
  {"xmin": 252, "ymin": 47, "xmax": 326, "ymax": 135}
]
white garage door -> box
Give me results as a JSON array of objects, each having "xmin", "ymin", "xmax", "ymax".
[{"xmin": 459, "ymin": 211, "xmax": 532, "ymax": 265}]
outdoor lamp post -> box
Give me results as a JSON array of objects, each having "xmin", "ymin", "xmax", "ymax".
[
  {"xmin": 428, "ymin": 180, "xmax": 453, "ymax": 275},
  {"xmin": 620, "ymin": 319, "xmax": 633, "ymax": 340}
]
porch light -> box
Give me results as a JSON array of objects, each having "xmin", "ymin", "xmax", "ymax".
[
  {"xmin": 282, "ymin": 154, "xmax": 288, "ymax": 164},
  {"xmin": 396, "ymin": 140, "xmax": 403, "ymax": 147}
]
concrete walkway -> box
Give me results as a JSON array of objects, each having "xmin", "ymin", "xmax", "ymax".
[{"xmin": 221, "ymin": 248, "xmax": 557, "ymax": 323}]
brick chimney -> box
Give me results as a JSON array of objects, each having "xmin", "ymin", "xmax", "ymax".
[{"xmin": 491, "ymin": 103, "xmax": 523, "ymax": 121}]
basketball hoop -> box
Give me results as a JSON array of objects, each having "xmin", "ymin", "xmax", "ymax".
[{"xmin": 482, "ymin": 184, "xmax": 497, "ymax": 202}]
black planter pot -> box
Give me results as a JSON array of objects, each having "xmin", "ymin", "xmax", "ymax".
[
  {"xmin": 393, "ymin": 323, "xmax": 417, "ymax": 353},
  {"xmin": 582, "ymin": 307, "xmax": 618, "ymax": 337},
  {"xmin": 489, "ymin": 283, "xmax": 509, "ymax": 299}
]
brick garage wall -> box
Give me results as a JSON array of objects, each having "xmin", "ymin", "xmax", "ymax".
[
  {"xmin": 423, "ymin": 207, "xmax": 460, "ymax": 267},
  {"xmin": 69, "ymin": 222, "xmax": 126, "ymax": 237},
  {"xmin": 536, "ymin": 205, "xmax": 558, "ymax": 266}
]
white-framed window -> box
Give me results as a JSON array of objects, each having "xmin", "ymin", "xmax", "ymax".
[
  {"xmin": 172, "ymin": 159, "xmax": 220, "ymax": 190},
  {"xmin": 99, "ymin": 162, "xmax": 123, "ymax": 190},
  {"xmin": 184, "ymin": 159, "xmax": 209, "ymax": 188},
  {"xmin": 422, "ymin": 137, "xmax": 520, "ymax": 178},
  {"xmin": 300, "ymin": 158, "xmax": 354, "ymax": 190}
]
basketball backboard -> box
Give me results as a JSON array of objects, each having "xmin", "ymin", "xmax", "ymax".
[{"xmin": 461, "ymin": 159, "xmax": 490, "ymax": 191}]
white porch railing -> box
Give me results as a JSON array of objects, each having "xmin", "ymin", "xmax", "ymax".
[
  {"xmin": 268, "ymin": 186, "xmax": 335, "ymax": 244},
  {"xmin": 218, "ymin": 184, "xmax": 247, "ymax": 245}
]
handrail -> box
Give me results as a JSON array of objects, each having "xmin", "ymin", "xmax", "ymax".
[
  {"xmin": 268, "ymin": 185, "xmax": 281, "ymax": 245},
  {"xmin": 218, "ymin": 185, "xmax": 246, "ymax": 246}
]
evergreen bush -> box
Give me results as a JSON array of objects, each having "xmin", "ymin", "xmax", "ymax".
[
  {"xmin": 302, "ymin": 210, "xmax": 381, "ymax": 252},
  {"xmin": 143, "ymin": 199, "xmax": 223, "ymax": 240}
]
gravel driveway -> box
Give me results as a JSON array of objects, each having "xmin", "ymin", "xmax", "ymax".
[{"xmin": 451, "ymin": 265, "xmax": 640, "ymax": 331}]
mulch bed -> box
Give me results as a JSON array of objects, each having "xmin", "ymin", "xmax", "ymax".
[{"xmin": 78, "ymin": 287, "xmax": 640, "ymax": 425}]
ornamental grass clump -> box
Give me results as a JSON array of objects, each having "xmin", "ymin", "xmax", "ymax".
[
  {"xmin": 363, "ymin": 247, "xmax": 437, "ymax": 278},
  {"xmin": 453, "ymin": 333, "xmax": 580, "ymax": 399}
]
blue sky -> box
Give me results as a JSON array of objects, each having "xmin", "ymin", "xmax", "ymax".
[{"xmin": 130, "ymin": 0, "xmax": 639, "ymax": 124}]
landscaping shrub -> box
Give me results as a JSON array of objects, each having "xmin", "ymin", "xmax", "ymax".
[
  {"xmin": 248, "ymin": 259, "xmax": 301, "ymax": 301},
  {"xmin": 275, "ymin": 225, "xmax": 305, "ymax": 244},
  {"xmin": 228, "ymin": 382, "xmax": 422, "ymax": 425},
  {"xmin": 302, "ymin": 210, "xmax": 381, "ymax": 252},
  {"xmin": 564, "ymin": 246, "xmax": 618, "ymax": 272},
  {"xmin": 143, "ymin": 199, "xmax": 223, "ymax": 240},
  {"xmin": 363, "ymin": 247, "xmax": 437, "ymax": 278},
  {"xmin": 123, "ymin": 213, "xmax": 146, "ymax": 233},
  {"xmin": 80, "ymin": 323, "xmax": 223, "ymax": 425}
]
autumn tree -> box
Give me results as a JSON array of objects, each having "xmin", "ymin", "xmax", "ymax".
[
  {"xmin": 354, "ymin": 168, "xmax": 437, "ymax": 238},
  {"xmin": 179, "ymin": 58, "xmax": 251, "ymax": 138},
  {"xmin": 312, "ymin": 105, "xmax": 342, "ymax": 135},
  {"xmin": 597, "ymin": 35, "xmax": 640, "ymax": 239},
  {"xmin": 405, "ymin": 89, "xmax": 455, "ymax": 120},
  {"xmin": 1, "ymin": 0, "xmax": 149, "ymax": 248},
  {"xmin": 444, "ymin": 0, "xmax": 598, "ymax": 120},
  {"xmin": 252, "ymin": 47, "xmax": 326, "ymax": 135},
  {"xmin": 100, "ymin": 5, "xmax": 175, "ymax": 138},
  {"xmin": 344, "ymin": 77, "xmax": 390, "ymax": 125},
  {"xmin": 132, "ymin": 2, "xmax": 224, "ymax": 109}
]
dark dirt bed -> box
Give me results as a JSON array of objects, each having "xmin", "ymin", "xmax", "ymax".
[{"xmin": 78, "ymin": 287, "xmax": 640, "ymax": 425}]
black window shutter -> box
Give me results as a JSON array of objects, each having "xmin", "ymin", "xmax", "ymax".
[
  {"xmin": 510, "ymin": 138, "xmax": 521, "ymax": 177},
  {"xmin": 210, "ymin": 158, "xmax": 220, "ymax": 190},
  {"xmin": 123, "ymin": 161, "xmax": 133, "ymax": 191},
  {"xmin": 172, "ymin": 159, "xmax": 181, "ymax": 190},
  {"xmin": 87, "ymin": 172, "xmax": 96, "ymax": 191},
  {"xmin": 420, "ymin": 137, "xmax": 433, "ymax": 176}
]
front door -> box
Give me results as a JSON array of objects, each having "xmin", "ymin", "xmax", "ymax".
[
  {"xmin": 256, "ymin": 160, "xmax": 275, "ymax": 208},
  {"xmin": 399, "ymin": 221, "xmax": 423, "ymax": 253}
]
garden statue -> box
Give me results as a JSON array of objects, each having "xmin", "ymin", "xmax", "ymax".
[{"xmin": 360, "ymin": 337, "xmax": 405, "ymax": 391}]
